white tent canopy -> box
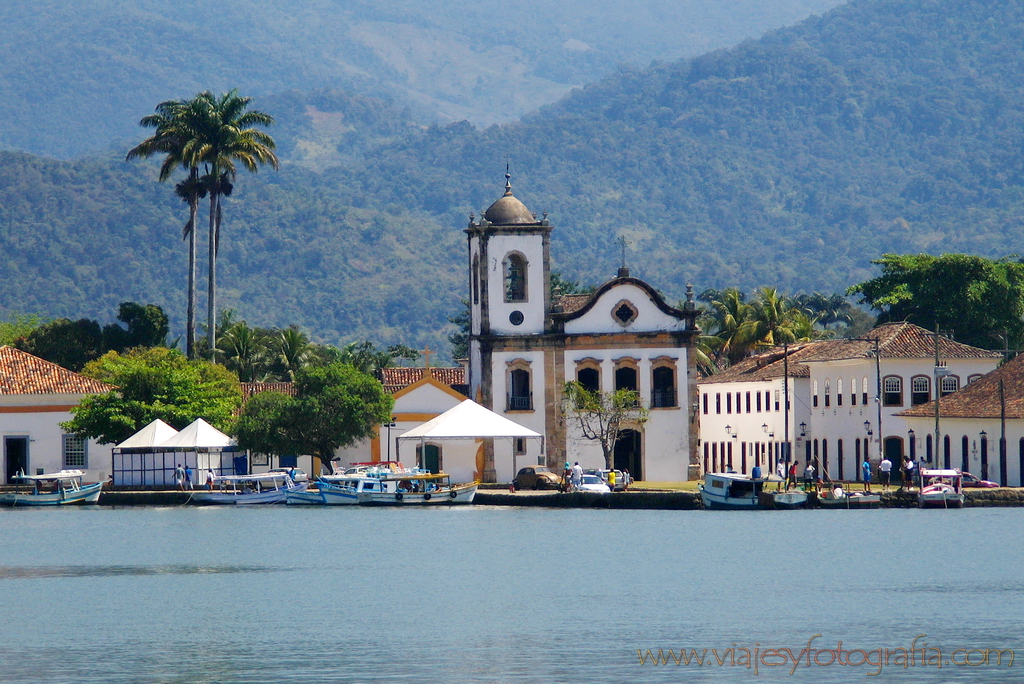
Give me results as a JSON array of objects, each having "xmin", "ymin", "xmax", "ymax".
[
  {"xmin": 398, "ymin": 400, "xmax": 542, "ymax": 441},
  {"xmin": 158, "ymin": 418, "xmax": 234, "ymax": 449},
  {"xmin": 115, "ymin": 419, "xmax": 179, "ymax": 449}
]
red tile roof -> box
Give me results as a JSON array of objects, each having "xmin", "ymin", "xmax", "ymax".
[
  {"xmin": 897, "ymin": 355, "xmax": 1022, "ymax": 419},
  {"xmin": 241, "ymin": 381, "xmax": 297, "ymax": 400},
  {"xmin": 799, "ymin": 322, "xmax": 1000, "ymax": 362},
  {"xmin": 558, "ymin": 294, "xmax": 592, "ymax": 314},
  {"xmin": 700, "ymin": 343, "xmax": 818, "ymax": 384},
  {"xmin": 700, "ymin": 323, "xmax": 999, "ymax": 386},
  {"xmin": 0, "ymin": 346, "xmax": 112, "ymax": 395},
  {"xmin": 379, "ymin": 367, "xmax": 465, "ymax": 390}
]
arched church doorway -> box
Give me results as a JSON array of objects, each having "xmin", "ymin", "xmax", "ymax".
[
  {"xmin": 883, "ymin": 437, "xmax": 904, "ymax": 463},
  {"xmin": 614, "ymin": 429, "xmax": 642, "ymax": 481}
]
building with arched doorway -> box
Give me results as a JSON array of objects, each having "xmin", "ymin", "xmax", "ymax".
[{"xmin": 466, "ymin": 174, "xmax": 701, "ymax": 482}]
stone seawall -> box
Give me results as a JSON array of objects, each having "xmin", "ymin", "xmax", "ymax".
[{"xmin": 81, "ymin": 487, "xmax": 1024, "ymax": 508}]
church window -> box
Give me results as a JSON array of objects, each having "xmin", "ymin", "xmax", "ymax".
[
  {"xmin": 837, "ymin": 378, "xmax": 843, "ymax": 406},
  {"xmin": 756, "ymin": 392, "xmax": 762, "ymax": 412},
  {"xmin": 824, "ymin": 379, "xmax": 831, "ymax": 408},
  {"xmin": 940, "ymin": 376, "xmax": 959, "ymax": 396},
  {"xmin": 503, "ymin": 253, "xmax": 527, "ymax": 302},
  {"xmin": 611, "ymin": 300, "xmax": 638, "ymax": 326},
  {"xmin": 883, "ymin": 376, "xmax": 903, "ymax": 406},
  {"xmin": 651, "ymin": 362, "xmax": 676, "ymax": 408},
  {"xmin": 507, "ymin": 361, "xmax": 532, "ymax": 411},
  {"xmin": 813, "ymin": 380, "xmax": 819, "ymax": 408},
  {"xmin": 615, "ymin": 366, "xmax": 638, "ymax": 392},
  {"xmin": 726, "ymin": 393, "xmax": 732, "ymax": 414},
  {"xmin": 745, "ymin": 391, "xmax": 751, "ymax": 413},
  {"xmin": 967, "ymin": 374, "xmax": 983, "ymax": 385},
  {"xmin": 576, "ymin": 360, "xmax": 601, "ymax": 393},
  {"xmin": 509, "ymin": 310, "xmax": 524, "ymax": 326},
  {"xmin": 850, "ymin": 377, "xmax": 857, "ymax": 406},
  {"xmin": 862, "ymin": 377, "xmax": 869, "ymax": 405},
  {"xmin": 911, "ymin": 376, "xmax": 930, "ymax": 405},
  {"xmin": 774, "ymin": 390, "xmax": 780, "ymax": 411},
  {"xmin": 716, "ymin": 393, "xmax": 721, "ymax": 414}
]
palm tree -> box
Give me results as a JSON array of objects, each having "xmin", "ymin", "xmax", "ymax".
[
  {"xmin": 218, "ymin": 321, "xmax": 271, "ymax": 382},
  {"xmin": 126, "ymin": 97, "xmax": 210, "ymax": 359},
  {"xmin": 275, "ymin": 326, "xmax": 313, "ymax": 380},
  {"xmin": 191, "ymin": 90, "xmax": 278, "ymax": 360}
]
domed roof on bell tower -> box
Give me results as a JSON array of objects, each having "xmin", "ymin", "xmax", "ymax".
[{"xmin": 483, "ymin": 172, "xmax": 537, "ymax": 225}]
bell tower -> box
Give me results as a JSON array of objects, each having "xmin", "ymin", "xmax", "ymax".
[{"xmin": 466, "ymin": 172, "xmax": 552, "ymax": 338}]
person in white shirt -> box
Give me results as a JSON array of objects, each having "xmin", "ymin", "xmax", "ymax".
[
  {"xmin": 570, "ymin": 462, "xmax": 583, "ymax": 491},
  {"xmin": 879, "ymin": 456, "xmax": 892, "ymax": 491}
]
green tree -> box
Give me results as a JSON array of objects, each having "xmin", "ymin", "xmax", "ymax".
[
  {"xmin": 274, "ymin": 326, "xmax": 314, "ymax": 380},
  {"xmin": 0, "ymin": 312, "xmax": 45, "ymax": 346},
  {"xmin": 218, "ymin": 321, "xmax": 271, "ymax": 382},
  {"xmin": 102, "ymin": 302, "xmax": 170, "ymax": 352},
  {"xmin": 62, "ymin": 347, "xmax": 242, "ymax": 444},
  {"xmin": 236, "ymin": 362, "xmax": 393, "ymax": 474},
  {"xmin": 561, "ymin": 381, "xmax": 649, "ymax": 470},
  {"xmin": 15, "ymin": 318, "xmax": 103, "ymax": 372},
  {"xmin": 847, "ymin": 254, "xmax": 1024, "ymax": 350},
  {"xmin": 193, "ymin": 89, "xmax": 279, "ymax": 359}
]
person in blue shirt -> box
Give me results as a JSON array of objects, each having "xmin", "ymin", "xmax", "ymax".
[{"xmin": 862, "ymin": 458, "xmax": 872, "ymax": 492}]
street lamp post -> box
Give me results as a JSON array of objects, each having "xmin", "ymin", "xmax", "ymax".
[{"xmin": 385, "ymin": 416, "xmax": 397, "ymax": 463}]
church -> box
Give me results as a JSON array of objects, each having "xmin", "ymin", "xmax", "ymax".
[{"xmin": 466, "ymin": 174, "xmax": 701, "ymax": 482}]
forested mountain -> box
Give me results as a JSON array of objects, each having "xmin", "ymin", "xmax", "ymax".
[
  {"xmin": 2, "ymin": 0, "xmax": 1024, "ymax": 360},
  {"xmin": 0, "ymin": 0, "xmax": 842, "ymax": 158}
]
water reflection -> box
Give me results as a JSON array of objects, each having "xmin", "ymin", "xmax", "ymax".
[{"xmin": 0, "ymin": 564, "xmax": 291, "ymax": 580}]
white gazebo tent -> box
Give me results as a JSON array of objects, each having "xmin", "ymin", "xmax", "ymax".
[
  {"xmin": 396, "ymin": 400, "xmax": 543, "ymax": 478},
  {"xmin": 111, "ymin": 418, "xmax": 240, "ymax": 488}
]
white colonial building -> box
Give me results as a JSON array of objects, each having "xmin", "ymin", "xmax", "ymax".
[
  {"xmin": 698, "ymin": 322, "xmax": 1001, "ymax": 481},
  {"xmin": 899, "ymin": 353, "xmax": 1024, "ymax": 486},
  {"xmin": 0, "ymin": 346, "xmax": 113, "ymax": 483},
  {"xmin": 466, "ymin": 174, "xmax": 701, "ymax": 482}
]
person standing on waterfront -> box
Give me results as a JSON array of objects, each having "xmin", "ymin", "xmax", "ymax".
[
  {"xmin": 803, "ymin": 461, "xmax": 815, "ymax": 492},
  {"xmin": 879, "ymin": 455, "xmax": 892, "ymax": 491},
  {"xmin": 787, "ymin": 460, "xmax": 799, "ymax": 490},
  {"xmin": 901, "ymin": 456, "xmax": 912, "ymax": 490},
  {"xmin": 174, "ymin": 464, "xmax": 185, "ymax": 491},
  {"xmin": 776, "ymin": 460, "xmax": 786, "ymax": 490},
  {"xmin": 570, "ymin": 461, "xmax": 583, "ymax": 491},
  {"xmin": 184, "ymin": 465, "xmax": 193, "ymax": 490},
  {"xmin": 862, "ymin": 458, "xmax": 872, "ymax": 492},
  {"xmin": 905, "ymin": 457, "xmax": 916, "ymax": 490}
]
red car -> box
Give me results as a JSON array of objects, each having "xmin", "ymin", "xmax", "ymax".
[{"xmin": 961, "ymin": 472, "xmax": 999, "ymax": 488}]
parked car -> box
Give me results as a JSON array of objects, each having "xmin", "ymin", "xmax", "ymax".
[
  {"xmin": 576, "ymin": 474, "xmax": 611, "ymax": 493},
  {"xmin": 961, "ymin": 471, "xmax": 999, "ymax": 488},
  {"xmin": 584, "ymin": 468, "xmax": 630, "ymax": 491},
  {"xmin": 269, "ymin": 467, "xmax": 308, "ymax": 482},
  {"xmin": 513, "ymin": 466, "xmax": 562, "ymax": 490}
]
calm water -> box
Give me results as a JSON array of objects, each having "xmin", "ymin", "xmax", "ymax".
[{"xmin": 0, "ymin": 505, "xmax": 1022, "ymax": 683}]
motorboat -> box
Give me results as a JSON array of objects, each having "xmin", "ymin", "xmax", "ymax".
[
  {"xmin": 816, "ymin": 487, "xmax": 881, "ymax": 509},
  {"xmin": 699, "ymin": 473, "xmax": 765, "ymax": 510},
  {"xmin": 190, "ymin": 472, "xmax": 307, "ymax": 505},
  {"xmin": 355, "ymin": 469, "xmax": 478, "ymax": 506},
  {"xmin": 918, "ymin": 469, "xmax": 965, "ymax": 508},
  {"xmin": 0, "ymin": 470, "xmax": 102, "ymax": 506}
]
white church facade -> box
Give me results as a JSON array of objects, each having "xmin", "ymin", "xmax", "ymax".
[{"xmin": 466, "ymin": 174, "xmax": 701, "ymax": 482}]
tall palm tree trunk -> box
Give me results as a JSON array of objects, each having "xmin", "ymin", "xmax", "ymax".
[
  {"xmin": 207, "ymin": 186, "xmax": 219, "ymax": 360},
  {"xmin": 186, "ymin": 199, "xmax": 197, "ymax": 359}
]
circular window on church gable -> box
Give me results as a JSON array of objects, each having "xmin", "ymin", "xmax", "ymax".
[
  {"xmin": 611, "ymin": 300, "xmax": 638, "ymax": 327},
  {"xmin": 509, "ymin": 310, "xmax": 525, "ymax": 326}
]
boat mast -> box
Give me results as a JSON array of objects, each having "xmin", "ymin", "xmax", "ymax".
[{"xmin": 934, "ymin": 323, "xmax": 941, "ymax": 468}]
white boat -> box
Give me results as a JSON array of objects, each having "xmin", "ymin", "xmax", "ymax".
[
  {"xmin": 918, "ymin": 469, "xmax": 965, "ymax": 509},
  {"xmin": 817, "ymin": 489, "xmax": 881, "ymax": 509},
  {"xmin": 699, "ymin": 473, "xmax": 764, "ymax": 510},
  {"xmin": 355, "ymin": 470, "xmax": 478, "ymax": 506},
  {"xmin": 0, "ymin": 470, "xmax": 102, "ymax": 506},
  {"xmin": 190, "ymin": 473, "xmax": 307, "ymax": 505}
]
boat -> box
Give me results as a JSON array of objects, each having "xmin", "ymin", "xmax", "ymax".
[
  {"xmin": 918, "ymin": 468, "xmax": 965, "ymax": 509},
  {"xmin": 285, "ymin": 488, "xmax": 325, "ymax": 505},
  {"xmin": 699, "ymin": 473, "xmax": 765, "ymax": 510},
  {"xmin": 0, "ymin": 470, "xmax": 103, "ymax": 506},
  {"xmin": 355, "ymin": 469, "xmax": 478, "ymax": 506},
  {"xmin": 764, "ymin": 489, "xmax": 809, "ymax": 509},
  {"xmin": 189, "ymin": 472, "xmax": 307, "ymax": 505},
  {"xmin": 816, "ymin": 488, "xmax": 881, "ymax": 509}
]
